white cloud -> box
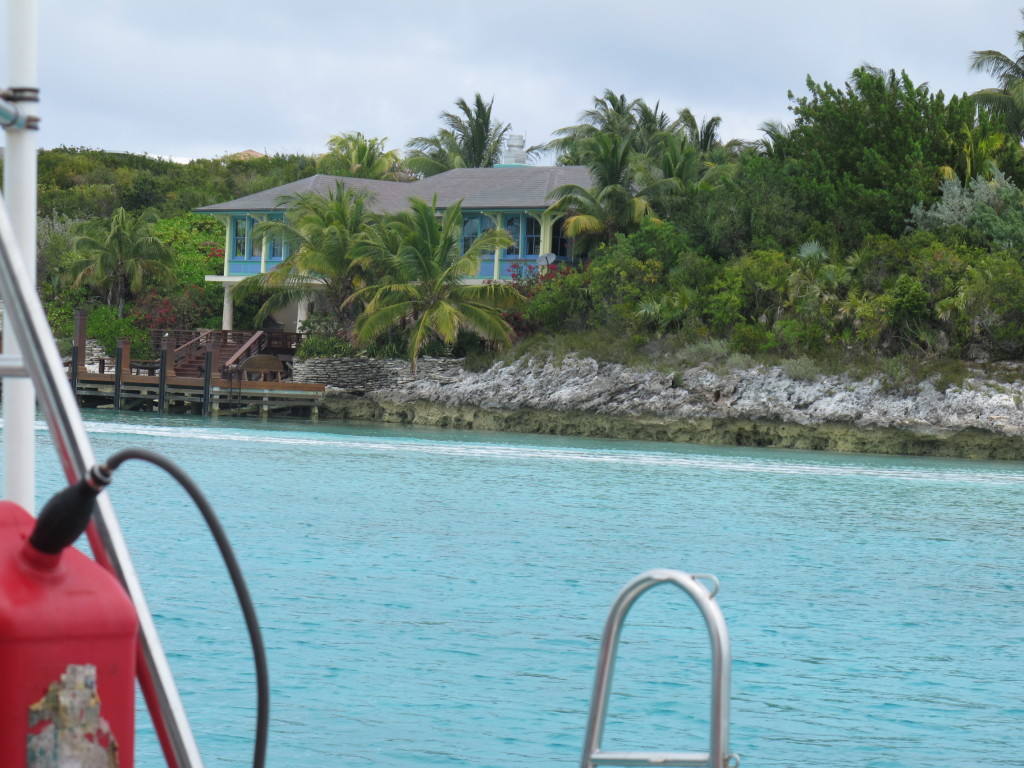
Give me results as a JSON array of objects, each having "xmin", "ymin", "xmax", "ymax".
[{"xmin": 0, "ymin": 0, "xmax": 1016, "ymax": 159}]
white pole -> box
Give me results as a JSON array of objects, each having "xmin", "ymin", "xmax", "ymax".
[
  {"xmin": 3, "ymin": 0, "xmax": 39, "ymax": 509},
  {"xmin": 2, "ymin": 5, "xmax": 206, "ymax": 764}
]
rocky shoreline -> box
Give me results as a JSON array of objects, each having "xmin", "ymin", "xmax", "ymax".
[{"xmin": 317, "ymin": 355, "xmax": 1024, "ymax": 461}]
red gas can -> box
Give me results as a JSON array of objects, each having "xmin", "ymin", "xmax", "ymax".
[{"xmin": 0, "ymin": 500, "xmax": 138, "ymax": 768}]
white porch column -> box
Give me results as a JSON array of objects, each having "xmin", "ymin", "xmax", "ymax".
[
  {"xmin": 486, "ymin": 212, "xmax": 501, "ymax": 280},
  {"xmin": 221, "ymin": 214, "xmax": 232, "ymax": 275},
  {"xmin": 540, "ymin": 211, "xmax": 557, "ymax": 256},
  {"xmin": 296, "ymin": 298, "xmax": 309, "ymax": 330},
  {"xmin": 222, "ymin": 285, "xmax": 234, "ymax": 331},
  {"xmin": 257, "ymin": 214, "xmax": 267, "ymax": 273}
]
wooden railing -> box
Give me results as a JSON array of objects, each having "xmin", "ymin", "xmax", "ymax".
[
  {"xmin": 150, "ymin": 329, "xmax": 201, "ymax": 353},
  {"xmin": 263, "ymin": 331, "xmax": 305, "ymax": 353},
  {"xmin": 222, "ymin": 331, "xmax": 305, "ymax": 374},
  {"xmin": 171, "ymin": 331, "xmax": 214, "ymax": 371},
  {"xmin": 222, "ymin": 331, "xmax": 268, "ymax": 372}
]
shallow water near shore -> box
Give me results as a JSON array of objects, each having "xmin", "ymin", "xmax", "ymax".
[{"xmin": 13, "ymin": 411, "xmax": 1024, "ymax": 767}]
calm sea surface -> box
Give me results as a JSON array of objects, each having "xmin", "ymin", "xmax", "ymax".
[{"xmin": 17, "ymin": 412, "xmax": 1024, "ymax": 767}]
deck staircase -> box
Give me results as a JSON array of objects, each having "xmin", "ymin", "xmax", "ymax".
[
  {"xmin": 161, "ymin": 330, "xmax": 306, "ymax": 380},
  {"xmin": 168, "ymin": 331, "xmax": 257, "ymax": 379}
]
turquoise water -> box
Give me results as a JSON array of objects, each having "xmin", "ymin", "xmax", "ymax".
[{"xmin": 21, "ymin": 412, "xmax": 1024, "ymax": 767}]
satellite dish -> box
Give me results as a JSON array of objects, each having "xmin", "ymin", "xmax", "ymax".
[{"xmin": 536, "ymin": 252, "xmax": 556, "ymax": 267}]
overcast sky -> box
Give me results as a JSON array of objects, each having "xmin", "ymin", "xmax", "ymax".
[{"xmin": 1, "ymin": 1, "xmax": 1019, "ymax": 162}]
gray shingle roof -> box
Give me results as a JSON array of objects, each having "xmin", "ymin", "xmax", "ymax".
[{"xmin": 194, "ymin": 166, "xmax": 593, "ymax": 215}]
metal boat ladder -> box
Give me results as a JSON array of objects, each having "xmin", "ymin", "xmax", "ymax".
[{"xmin": 581, "ymin": 569, "xmax": 739, "ymax": 768}]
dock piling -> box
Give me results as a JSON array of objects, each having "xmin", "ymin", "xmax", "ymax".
[
  {"xmin": 157, "ymin": 338, "xmax": 169, "ymax": 413},
  {"xmin": 113, "ymin": 342, "xmax": 123, "ymax": 410},
  {"xmin": 201, "ymin": 341, "xmax": 214, "ymax": 417}
]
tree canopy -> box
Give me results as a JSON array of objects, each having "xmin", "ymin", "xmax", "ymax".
[
  {"xmin": 27, "ymin": 10, "xmax": 1024, "ymax": 373},
  {"xmin": 970, "ymin": 10, "xmax": 1024, "ymax": 142},
  {"xmin": 774, "ymin": 66, "xmax": 976, "ymax": 248},
  {"xmin": 232, "ymin": 183, "xmax": 378, "ymax": 327},
  {"xmin": 67, "ymin": 207, "xmax": 175, "ymax": 317},
  {"xmin": 406, "ymin": 94, "xmax": 513, "ymax": 176},
  {"xmin": 317, "ymin": 132, "xmax": 407, "ymax": 180},
  {"xmin": 351, "ymin": 198, "xmax": 521, "ymax": 371}
]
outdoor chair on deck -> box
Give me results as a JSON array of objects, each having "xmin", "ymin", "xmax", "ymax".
[
  {"xmin": 130, "ymin": 359, "xmax": 161, "ymax": 375},
  {"xmin": 239, "ymin": 354, "xmax": 286, "ymax": 382}
]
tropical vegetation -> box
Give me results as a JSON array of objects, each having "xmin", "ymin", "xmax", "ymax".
[
  {"xmin": 406, "ymin": 93, "xmax": 519, "ymax": 176},
  {"xmin": 316, "ymin": 132, "xmax": 408, "ymax": 180},
  {"xmin": 350, "ymin": 198, "xmax": 520, "ymax": 372},
  {"xmin": 67, "ymin": 207, "xmax": 175, "ymax": 317},
  {"xmin": 7, "ymin": 11, "xmax": 1024, "ymax": 380},
  {"xmin": 969, "ymin": 10, "xmax": 1024, "ymax": 142},
  {"xmin": 231, "ymin": 184, "xmax": 378, "ymax": 327}
]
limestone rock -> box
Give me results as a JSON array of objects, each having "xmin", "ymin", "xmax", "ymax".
[{"xmin": 315, "ymin": 354, "xmax": 1024, "ymax": 458}]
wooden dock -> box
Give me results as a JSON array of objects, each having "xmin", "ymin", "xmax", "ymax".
[
  {"xmin": 65, "ymin": 320, "xmax": 326, "ymax": 421},
  {"xmin": 73, "ymin": 371, "xmax": 326, "ymax": 421}
]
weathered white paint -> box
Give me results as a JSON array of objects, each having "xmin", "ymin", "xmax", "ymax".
[{"xmin": 3, "ymin": 0, "xmax": 38, "ymax": 509}]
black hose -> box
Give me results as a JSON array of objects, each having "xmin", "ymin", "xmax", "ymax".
[{"xmin": 101, "ymin": 448, "xmax": 269, "ymax": 768}]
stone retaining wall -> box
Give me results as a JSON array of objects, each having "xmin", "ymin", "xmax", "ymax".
[
  {"xmin": 64, "ymin": 339, "xmax": 109, "ymax": 372},
  {"xmin": 291, "ymin": 356, "xmax": 464, "ymax": 393}
]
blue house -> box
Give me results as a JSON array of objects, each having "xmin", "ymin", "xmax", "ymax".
[{"xmin": 195, "ymin": 161, "xmax": 591, "ymax": 331}]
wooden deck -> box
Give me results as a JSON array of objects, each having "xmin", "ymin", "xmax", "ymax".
[{"xmin": 73, "ymin": 371, "xmax": 326, "ymax": 421}]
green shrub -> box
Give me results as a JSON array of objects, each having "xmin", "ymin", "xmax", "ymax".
[
  {"xmin": 587, "ymin": 244, "xmax": 666, "ymax": 328},
  {"xmin": 910, "ymin": 172, "xmax": 1024, "ymax": 253},
  {"xmin": 705, "ymin": 250, "xmax": 790, "ymax": 332},
  {"xmin": 773, "ymin": 319, "xmax": 827, "ymax": 354},
  {"xmin": 85, "ymin": 305, "xmax": 153, "ymax": 357},
  {"xmin": 522, "ymin": 269, "xmax": 590, "ymax": 331},
  {"xmin": 367, "ymin": 340, "xmax": 404, "ymax": 360},
  {"xmin": 462, "ymin": 349, "xmax": 498, "ymax": 372},
  {"xmin": 781, "ymin": 356, "xmax": 821, "ymax": 381},
  {"xmin": 45, "ymin": 285, "xmax": 90, "ymax": 340},
  {"xmin": 725, "ymin": 351, "xmax": 756, "ymax": 370},
  {"xmin": 877, "ymin": 357, "xmax": 918, "ymax": 396},
  {"xmin": 508, "ymin": 329, "xmax": 646, "ymax": 367},
  {"xmin": 419, "ymin": 337, "xmax": 450, "ymax": 358},
  {"xmin": 450, "ymin": 330, "xmax": 487, "ymax": 358},
  {"xmin": 295, "ymin": 334, "xmax": 354, "ymax": 360},
  {"xmin": 730, "ymin": 322, "xmax": 776, "ymax": 354},
  {"xmin": 666, "ymin": 338, "xmax": 732, "ymax": 368},
  {"xmin": 298, "ymin": 312, "xmax": 344, "ymax": 337}
]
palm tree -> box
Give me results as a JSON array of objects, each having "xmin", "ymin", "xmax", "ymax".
[
  {"xmin": 677, "ymin": 109, "xmax": 747, "ymax": 172},
  {"xmin": 548, "ymin": 91, "xmax": 687, "ymax": 164},
  {"xmin": 547, "ymin": 90, "xmax": 640, "ymax": 163},
  {"xmin": 548, "ymin": 91, "xmax": 740, "ymax": 206},
  {"xmin": 406, "ymin": 94, "xmax": 513, "ymax": 176},
  {"xmin": 678, "ymin": 110, "xmax": 722, "ymax": 154},
  {"xmin": 547, "ymin": 132, "xmax": 681, "ymax": 253},
  {"xmin": 941, "ymin": 119, "xmax": 1006, "ymax": 183},
  {"xmin": 317, "ymin": 132, "xmax": 407, "ymax": 180},
  {"xmin": 786, "ymin": 241, "xmax": 848, "ymax": 324},
  {"xmin": 68, "ymin": 207, "xmax": 175, "ymax": 317},
  {"xmin": 402, "ymin": 129, "xmax": 468, "ymax": 177},
  {"xmin": 651, "ymin": 133, "xmax": 701, "ymax": 187},
  {"xmin": 970, "ymin": 10, "xmax": 1024, "ymax": 141},
  {"xmin": 232, "ymin": 183, "xmax": 377, "ymax": 327},
  {"xmin": 351, "ymin": 198, "xmax": 520, "ymax": 372},
  {"xmin": 756, "ymin": 120, "xmax": 790, "ymax": 158}
]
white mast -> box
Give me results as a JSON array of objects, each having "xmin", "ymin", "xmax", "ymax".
[
  {"xmin": 2, "ymin": 0, "xmax": 38, "ymax": 508},
  {"xmin": 1, "ymin": 4, "xmax": 206, "ymax": 765}
]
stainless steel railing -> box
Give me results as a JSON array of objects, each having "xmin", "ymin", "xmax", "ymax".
[
  {"xmin": 581, "ymin": 569, "xmax": 739, "ymax": 768},
  {"xmin": 0, "ymin": 190, "xmax": 205, "ymax": 768}
]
